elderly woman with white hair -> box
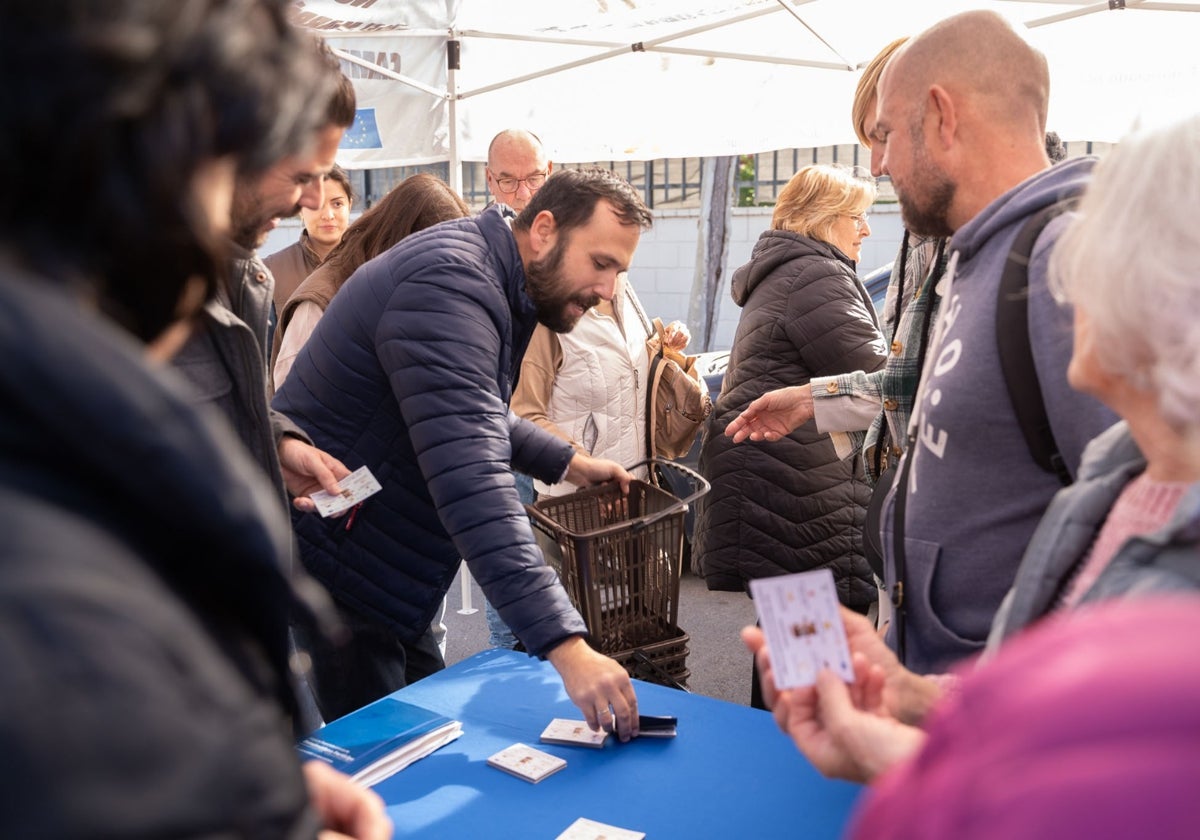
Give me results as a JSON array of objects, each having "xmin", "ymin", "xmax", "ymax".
[{"xmin": 743, "ymin": 111, "xmax": 1200, "ymax": 784}]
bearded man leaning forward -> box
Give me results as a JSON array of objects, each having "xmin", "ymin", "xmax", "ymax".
[{"xmin": 274, "ymin": 168, "xmax": 652, "ymax": 737}]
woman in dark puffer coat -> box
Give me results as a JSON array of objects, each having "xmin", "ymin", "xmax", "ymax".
[{"xmin": 694, "ymin": 164, "xmax": 887, "ymax": 632}]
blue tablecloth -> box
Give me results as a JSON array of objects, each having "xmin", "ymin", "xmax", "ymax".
[{"xmin": 370, "ymin": 648, "xmax": 863, "ymax": 838}]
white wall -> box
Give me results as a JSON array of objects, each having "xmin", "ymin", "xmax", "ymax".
[
  {"xmin": 262, "ymin": 202, "xmax": 904, "ymax": 353},
  {"xmin": 607, "ymin": 203, "xmax": 903, "ymax": 351}
]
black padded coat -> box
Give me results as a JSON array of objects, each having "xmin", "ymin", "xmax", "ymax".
[{"xmin": 693, "ymin": 229, "xmax": 886, "ymax": 612}]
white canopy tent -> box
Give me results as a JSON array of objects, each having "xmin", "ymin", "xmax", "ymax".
[
  {"xmin": 296, "ymin": 0, "xmax": 1200, "ymax": 187},
  {"xmin": 294, "ymin": 0, "xmax": 1200, "ymax": 350}
]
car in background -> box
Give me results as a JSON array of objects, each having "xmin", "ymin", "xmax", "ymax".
[
  {"xmin": 666, "ymin": 261, "xmax": 894, "ymax": 564},
  {"xmin": 862, "ymin": 261, "xmax": 892, "ymax": 314}
]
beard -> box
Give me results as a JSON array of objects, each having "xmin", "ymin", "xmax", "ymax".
[
  {"xmin": 229, "ymin": 185, "xmax": 300, "ymax": 251},
  {"xmin": 525, "ymin": 234, "xmax": 601, "ymax": 333},
  {"xmin": 895, "ymin": 126, "xmax": 956, "ymax": 239}
]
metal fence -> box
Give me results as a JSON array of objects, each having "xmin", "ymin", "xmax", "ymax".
[{"xmin": 348, "ymin": 140, "xmax": 1110, "ymax": 211}]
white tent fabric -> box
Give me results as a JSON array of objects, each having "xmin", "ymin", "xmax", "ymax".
[{"xmin": 296, "ymin": 0, "xmax": 1200, "ymax": 177}]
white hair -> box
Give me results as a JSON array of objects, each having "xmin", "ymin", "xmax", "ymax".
[{"xmin": 1050, "ymin": 113, "xmax": 1200, "ymax": 431}]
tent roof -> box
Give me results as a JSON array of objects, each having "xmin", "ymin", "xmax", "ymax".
[{"xmin": 295, "ymin": 0, "xmax": 1200, "ymax": 169}]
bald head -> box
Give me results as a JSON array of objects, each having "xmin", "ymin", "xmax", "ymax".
[
  {"xmin": 886, "ymin": 10, "xmax": 1048, "ymax": 138},
  {"xmin": 876, "ymin": 10, "xmax": 1052, "ymax": 234},
  {"xmin": 486, "ymin": 128, "xmax": 552, "ymax": 212}
]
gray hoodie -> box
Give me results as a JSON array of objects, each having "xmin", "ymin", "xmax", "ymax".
[{"xmin": 883, "ymin": 156, "xmax": 1119, "ymax": 673}]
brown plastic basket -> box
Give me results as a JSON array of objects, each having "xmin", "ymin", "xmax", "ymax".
[
  {"xmin": 527, "ymin": 459, "xmax": 709, "ymax": 656},
  {"xmin": 610, "ymin": 629, "xmax": 691, "ymax": 690}
]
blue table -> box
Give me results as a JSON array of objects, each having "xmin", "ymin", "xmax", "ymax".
[{"xmin": 371, "ymin": 649, "xmax": 862, "ymax": 838}]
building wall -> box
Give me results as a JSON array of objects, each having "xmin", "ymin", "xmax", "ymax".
[{"xmin": 263, "ymin": 202, "xmax": 904, "ymax": 353}]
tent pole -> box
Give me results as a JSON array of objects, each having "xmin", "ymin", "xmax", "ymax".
[
  {"xmin": 447, "ymin": 35, "xmax": 462, "ymax": 196},
  {"xmin": 689, "ymin": 156, "xmax": 735, "ymax": 352}
]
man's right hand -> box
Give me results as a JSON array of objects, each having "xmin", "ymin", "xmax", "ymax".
[
  {"xmin": 546, "ymin": 636, "xmax": 639, "ymax": 741},
  {"xmin": 724, "ymin": 384, "xmax": 814, "ymax": 443}
]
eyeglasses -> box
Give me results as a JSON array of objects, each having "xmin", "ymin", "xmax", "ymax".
[
  {"xmin": 848, "ymin": 213, "xmax": 870, "ymax": 231},
  {"xmin": 492, "ymin": 172, "xmax": 548, "ymax": 194}
]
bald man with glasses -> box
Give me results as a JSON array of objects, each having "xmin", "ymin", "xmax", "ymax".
[{"xmin": 486, "ymin": 128, "xmax": 553, "ymax": 213}]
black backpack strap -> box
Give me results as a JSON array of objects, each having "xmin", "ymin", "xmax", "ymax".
[
  {"xmin": 888, "ymin": 453, "xmax": 913, "ymax": 663},
  {"xmin": 996, "ymin": 199, "xmax": 1078, "ymax": 487}
]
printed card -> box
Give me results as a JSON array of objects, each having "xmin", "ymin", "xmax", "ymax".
[
  {"xmin": 486, "ymin": 743, "xmax": 567, "ymax": 784},
  {"xmin": 540, "ymin": 718, "xmax": 609, "ymax": 749},
  {"xmin": 748, "ymin": 568, "xmax": 855, "ymax": 689},
  {"xmin": 555, "ymin": 817, "xmax": 646, "ymax": 840},
  {"xmin": 308, "ymin": 465, "xmax": 382, "ymax": 517}
]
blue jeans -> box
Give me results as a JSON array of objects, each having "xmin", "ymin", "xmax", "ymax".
[{"xmin": 485, "ymin": 472, "xmax": 535, "ymax": 650}]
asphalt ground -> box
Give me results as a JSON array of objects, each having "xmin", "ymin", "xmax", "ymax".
[{"xmin": 443, "ymin": 564, "xmax": 759, "ymax": 706}]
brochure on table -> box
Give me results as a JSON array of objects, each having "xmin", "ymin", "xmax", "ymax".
[{"xmin": 297, "ymin": 696, "xmax": 463, "ymax": 787}]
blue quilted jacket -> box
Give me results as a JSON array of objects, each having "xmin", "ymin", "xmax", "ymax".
[{"xmin": 272, "ymin": 206, "xmax": 586, "ymax": 654}]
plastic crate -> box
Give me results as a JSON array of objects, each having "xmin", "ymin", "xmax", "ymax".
[{"xmin": 528, "ymin": 459, "xmax": 709, "ymax": 655}]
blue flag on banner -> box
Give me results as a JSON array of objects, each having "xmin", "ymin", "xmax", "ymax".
[{"xmin": 340, "ymin": 108, "xmax": 383, "ymax": 150}]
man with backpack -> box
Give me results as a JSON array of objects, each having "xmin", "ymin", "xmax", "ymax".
[
  {"xmin": 724, "ymin": 11, "xmax": 1112, "ymax": 675},
  {"xmin": 870, "ymin": 10, "xmax": 1117, "ymax": 673}
]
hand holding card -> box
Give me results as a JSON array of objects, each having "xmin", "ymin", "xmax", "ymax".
[
  {"xmin": 308, "ymin": 465, "xmax": 382, "ymax": 517},
  {"xmin": 749, "ymin": 569, "xmax": 854, "ymax": 690}
]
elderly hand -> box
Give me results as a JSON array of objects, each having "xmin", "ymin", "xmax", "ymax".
[
  {"xmin": 741, "ymin": 627, "xmax": 924, "ymax": 783},
  {"xmin": 840, "ymin": 607, "xmax": 944, "ymax": 725},
  {"xmin": 547, "ymin": 636, "xmax": 640, "ymax": 741},
  {"xmin": 724, "ymin": 384, "xmax": 814, "ymax": 443},
  {"xmin": 303, "ymin": 760, "xmax": 393, "ymax": 840}
]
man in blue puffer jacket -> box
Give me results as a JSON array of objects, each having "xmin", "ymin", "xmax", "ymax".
[{"xmin": 275, "ymin": 169, "xmax": 653, "ymax": 736}]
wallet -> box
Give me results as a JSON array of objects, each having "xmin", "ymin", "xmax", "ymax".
[{"xmin": 637, "ymin": 714, "xmax": 677, "ymax": 738}]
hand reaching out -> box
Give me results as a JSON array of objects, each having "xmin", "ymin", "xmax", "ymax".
[{"xmin": 724, "ymin": 384, "xmax": 814, "ymax": 443}]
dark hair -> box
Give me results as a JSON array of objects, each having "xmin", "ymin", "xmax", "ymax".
[
  {"xmin": 325, "ymin": 164, "xmax": 356, "ymax": 207},
  {"xmin": 0, "ymin": 0, "xmax": 333, "ymax": 342},
  {"xmin": 321, "ymin": 173, "xmax": 469, "ymax": 291},
  {"xmin": 512, "ymin": 168, "xmax": 652, "ymax": 235}
]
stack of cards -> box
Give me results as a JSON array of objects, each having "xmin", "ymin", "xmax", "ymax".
[
  {"xmin": 555, "ymin": 817, "xmax": 645, "ymax": 840},
  {"xmin": 540, "ymin": 718, "xmax": 609, "ymax": 749},
  {"xmin": 486, "ymin": 743, "xmax": 566, "ymax": 784},
  {"xmin": 748, "ymin": 568, "xmax": 855, "ymax": 689}
]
